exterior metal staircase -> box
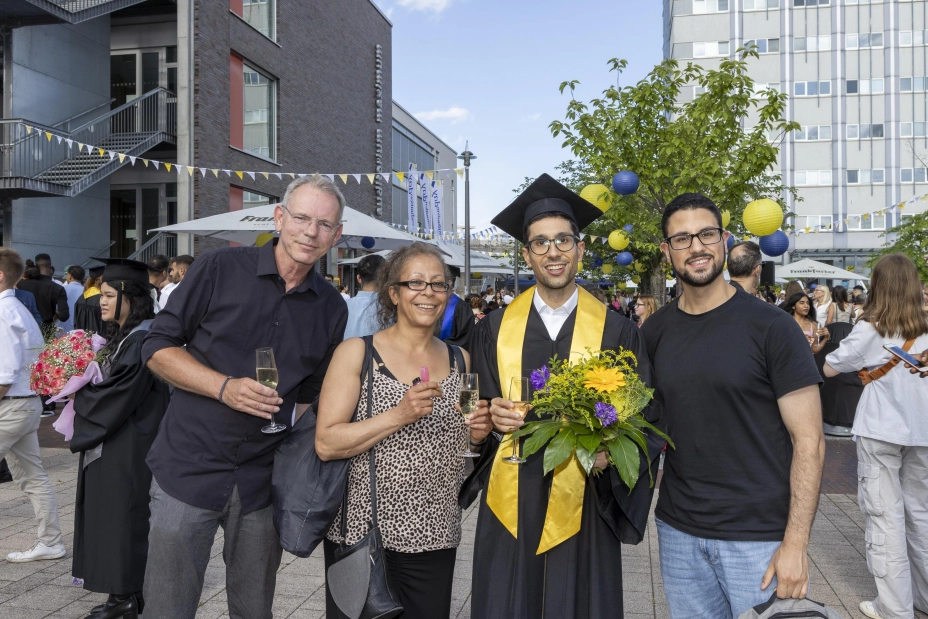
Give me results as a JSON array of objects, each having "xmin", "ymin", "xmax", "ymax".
[
  {"xmin": 0, "ymin": 0, "xmax": 151, "ymax": 26},
  {"xmin": 0, "ymin": 88, "xmax": 175, "ymax": 199}
]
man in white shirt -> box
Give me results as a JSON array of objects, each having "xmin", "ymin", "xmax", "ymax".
[
  {"xmin": 60, "ymin": 265, "xmax": 85, "ymax": 332},
  {"xmin": 343, "ymin": 254, "xmax": 385, "ymax": 340},
  {"xmin": 502, "ymin": 289, "xmax": 514, "ymax": 305},
  {"xmin": 0, "ymin": 248, "xmax": 66, "ymax": 563},
  {"xmin": 159, "ymin": 254, "xmax": 194, "ymax": 310}
]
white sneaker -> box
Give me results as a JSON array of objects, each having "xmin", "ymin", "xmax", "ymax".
[
  {"xmin": 859, "ymin": 600, "xmax": 884, "ymax": 619},
  {"xmin": 6, "ymin": 541, "xmax": 66, "ymax": 563}
]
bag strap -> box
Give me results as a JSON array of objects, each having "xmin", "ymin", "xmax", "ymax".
[
  {"xmin": 339, "ymin": 335, "xmax": 376, "ymax": 545},
  {"xmin": 366, "ymin": 336, "xmax": 378, "ymax": 529},
  {"xmin": 450, "ymin": 343, "xmax": 466, "ymax": 374},
  {"xmin": 860, "ymin": 338, "xmax": 916, "ymax": 384}
]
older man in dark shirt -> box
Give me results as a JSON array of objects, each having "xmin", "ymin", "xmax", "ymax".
[
  {"xmin": 16, "ymin": 269, "xmax": 68, "ymax": 328},
  {"xmin": 141, "ymin": 176, "xmax": 349, "ymax": 619}
]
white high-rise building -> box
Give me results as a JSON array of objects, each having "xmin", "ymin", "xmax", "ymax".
[{"xmin": 663, "ymin": 0, "xmax": 928, "ymax": 273}]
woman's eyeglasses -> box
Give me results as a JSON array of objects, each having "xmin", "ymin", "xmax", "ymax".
[{"xmin": 395, "ymin": 280, "xmax": 452, "ymax": 293}]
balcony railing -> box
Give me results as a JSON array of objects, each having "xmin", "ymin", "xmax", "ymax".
[{"xmin": 128, "ymin": 232, "xmax": 178, "ymax": 263}]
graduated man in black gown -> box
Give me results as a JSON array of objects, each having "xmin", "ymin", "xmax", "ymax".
[{"xmin": 461, "ymin": 175, "xmax": 664, "ymax": 618}]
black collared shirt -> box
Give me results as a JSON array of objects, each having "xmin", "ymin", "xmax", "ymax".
[
  {"xmin": 17, "ymin": 275, "xmax": 69, "ymax": 324},
  {"xmin": 141, "ymin": 240, "xmax": 347, "ymax": 513}
]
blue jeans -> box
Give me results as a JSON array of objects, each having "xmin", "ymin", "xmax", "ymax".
[{"xmin": 657, "ymin": 518, "xmax": 782, "ymax": 619}]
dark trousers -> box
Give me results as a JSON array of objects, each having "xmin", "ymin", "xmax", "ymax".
[
  {"xmin": 143, "ymin": 479, "xmax": 282, "ymax": 619},
  {"xmin": 323, "ymin": 538, "xmax": 457, "ymax": 619}
]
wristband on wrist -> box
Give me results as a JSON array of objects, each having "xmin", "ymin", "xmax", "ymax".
[{"xmin": 218, "ymin": 376, "xmax": 234, "ymax": 404}]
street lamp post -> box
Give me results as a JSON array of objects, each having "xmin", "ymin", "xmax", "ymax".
[{"xmin": 458, "ymin": 144, "xmax": 476, "ymax": 294}]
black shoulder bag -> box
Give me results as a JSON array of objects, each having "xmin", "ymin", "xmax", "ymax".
[{"xmin": 325, "ymin": 335, "xmax": 403, "ymax": 619}]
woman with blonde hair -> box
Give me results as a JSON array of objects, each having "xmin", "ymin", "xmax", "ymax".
[
  {"xmin": 813, "ymin": 284, "xmax": 835, "ymax": 327},
  {"xmin": 634, "ymin": 295, "xmax": 658, "ymax": 326},
  {"xmin": 824, "ymin": 254, "xmax": 928, "ymax": 619}
]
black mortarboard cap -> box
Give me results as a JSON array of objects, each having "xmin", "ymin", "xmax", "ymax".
[
  {"xmin": 98, "ymin": 258, "xmax": 153, "ymax": 289},
  {"xmin": 491, "ymin": 173, "xmax": 604, "ymax": 243},
  {"xmin": 87, "ymin": 264, "xmax": 105, "ymax": 278}
]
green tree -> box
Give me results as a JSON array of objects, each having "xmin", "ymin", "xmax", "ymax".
[
  {"xmin": 549, "ymin": 51, "xmax": 798, "ymax": 298},
  {"xmin": 868, "ymin": 212, "xmax": 928, "ymax": 280}
]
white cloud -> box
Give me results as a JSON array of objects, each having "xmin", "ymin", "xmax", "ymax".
[
  {"xmin": 414, "ymin": 106, "xmax": 472, "ymax": 125},
  {"xmin": 397, "ymin": 0, "xmax": 454, "ymax": 13},
  {"xmin": 519, "ymin": 113, "xmax": 542, "ymax": 122}
]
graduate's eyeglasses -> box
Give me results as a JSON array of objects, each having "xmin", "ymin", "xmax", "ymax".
[
  {"xmin": 527, "ymin": 235, "xmax": 580, "ymax": 255},
  {"xmin": 281, "ymin": 205, "xmax": 340, "ymax": 237},
  {"xmin": 664, "ymin": 227, "xmax": 723, "ymax": 251},
  {"xmin": 395, "ymin": 280, "xmax": 452, "ymax": 293}
]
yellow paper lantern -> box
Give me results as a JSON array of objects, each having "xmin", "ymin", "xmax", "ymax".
[
  {"xmin": 743, "ymin": 199, "xmax": 783, "ymax": 237},
  {"xmin": 617, "ymin": 281, "xmax": 627, "ymax": 290},
  {"xmin": 601, "ymin": 263, "xmax": 614, "ymax": 275},
  {"xmin": 580, "ymin": 184, "xmax": 612, "ymax": 212},
  {"xmin": 722, "ymin": 210, "xmax": 731, "ymax": 228},
  {"xmin": 255, "ymin": 232, "xmax": 275, "ymax": 247},
  {"xmin": 577, "ymin": 263, "xmax": 584, "ymax": 271},
  {"xmin": 608, "ymin": 230, "xmax": 630, "ymax": 250},
  {"xmin": 472, "ymin": 272, "xmax": 482, "ymax": 278},
  {"xmin": 634, "ymin": 261, "xmax": 647, "ymax": 273},
  {"xmin": 631, "ymin": 275, "xmax": 641, "ymax": 284},
  {"xmin": 667, "ymin": 274, "xmax": 675, "ymax": 281}
]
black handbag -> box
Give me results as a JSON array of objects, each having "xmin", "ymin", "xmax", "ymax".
[{"xmin": 326, "ymin": 335, "xmax": 403, "ymax": 619}]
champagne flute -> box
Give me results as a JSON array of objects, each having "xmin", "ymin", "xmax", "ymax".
[
  {"xmin": 256, "ymin": 347, "xmax": 286, "ymax": 434},
  {"xmin": 459, "ymin": 373, "xmax": 480, "ymax": 458},
  {"xmin": 503, "ymin": 377, "xmax": 531, "ymax": 464}
]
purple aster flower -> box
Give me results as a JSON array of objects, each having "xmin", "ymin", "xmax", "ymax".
[
  {"xmin": 594, "ymin": 402, "xmax": 618, "ymax": 427},
  {"xmin": 530, "ymin": 365, "xmax": 550, "ymax": 391}
]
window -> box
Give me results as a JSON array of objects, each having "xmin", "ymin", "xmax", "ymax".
[
  {"xmin": 793, "ymin": 36, "xmax": 831, "ymax": 52},
  {"xmin": 744, "ymin": 0, "xmax": 779, "ymax": 8},
  {"xmin": 235, "ymin": 0, "xmax": 275, "ymax": 40},
  {"xmin": 846, "ymin": 213, "xmax": 886, "ymax": 230},
  {"xmin": 242, "ymin": 62, "xmax": 276, "ymax": 160},
  {"xmin": 794, "ymin": 125, "xmax": 832, "ymax": 141},
  {"xmin": 846, "ymin": 169, "xmax": 885, "ymax": 184},
  {"xmin": 795, "ymin": 170, "xmax": 833, "ymax": 185},
  {"xmin": 694, "ymin": 41, "xmax": 731, "ymax": 57},
  {"xmin": 846, "ymin": 78, "xmax": 883, "ymax": 94},
  {"xmin": 901, "ymin": 77, "xmax": 927, "ymax": 92},
  {"xmin": 693, "ymin": 0, "xmax": 729, "ymax": 13},
  {"xmin": 901, "ymin": 168, "xmax": 928, "ymax": 183},
  {"xmin": 846, "ymin": 32, "xmax": 884, "ymax": 49},
  {"xmin": 794, "ymin": 0, "xmax": 829, "ymax": 5},
  {"xmin": 901, "ymin": 122, "xmax": 927, "ymax": 138},
  {"xmin": 795, "ymin": 215, "xmax": 834, "ymax": 230},
  {"xmin": 899, "ymin": 31, "xmax": 926, "ymax": 46},
  {"xmin": 846, "ymin": 0, "xmax": 881, "ymax": 4},
  {"xmin": 752, "ymin": 82, "xmax": 780, "ymax": 97},
  {"xmin": 794, "ymin": 81, "xmax": 831, "ymax": 96},
  {"xmin": 846, "ymin": 124, "xmax": 884, "ymax": 139},
  {"xmin": 694, "ymin": 85, "xmax": 706, "ymax": 96},
  {"xmin": 745, "ymin": 38, "xmax": 780, "ymax": 53}
]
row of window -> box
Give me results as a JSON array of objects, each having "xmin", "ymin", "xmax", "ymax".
[
  {"xmin": 899, "ymin": 31, "xmax": 928, "ymax": 46},
  {"xmin": 795, "ymin": 170, "xmax": 833, "ymax": 185},
  {"xmin": 795, "ymin": 214, "xmax": 886, "ymax": 231},
  {"xmin": 794, "ymin": 80, "xmax": 831, "ymax": 96},
  {"xmin": 795, "ymin": 168, "xmax": 928, "ymax": 184},
  {"xmin": 846, "ymin": 123, "xmax": 884, "ymax": 139},
  {"xmin": 692, "ymin": 0, "xmax": 884, "ymax": 13}
]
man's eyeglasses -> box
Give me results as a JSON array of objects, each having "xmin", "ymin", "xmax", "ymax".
[
  {"xmin": 664, "ymin": 227, "xmax": 724, "ymax": 251},
  {"xmin": 527, "ymin": 235, "xmax": 580, "ymax": 255},
  {"xmin": 395, "ymin": 280, "xmax": 452, "ymax": 293},
  {"xmin": 281, "ymin": 204, "xmax": 340, "ymax": 236}
]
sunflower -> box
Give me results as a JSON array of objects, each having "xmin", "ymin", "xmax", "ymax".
[{"xmin": 583, "ymin": 367, "xmax": 626, "ymax": 393}]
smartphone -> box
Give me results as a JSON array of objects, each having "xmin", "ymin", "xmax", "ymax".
[{"xmin": 883, "ymin": 345, "xmax": 928, "ymax": 372}]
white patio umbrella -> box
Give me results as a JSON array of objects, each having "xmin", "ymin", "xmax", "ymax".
[
  {"xmin": 150, "ymin": 203, "xmax": 427, "ymax": 251},
  {"xmin": 338, "ymin": 243, "xmax": 524, "ymax": 275},
  {"xmin": 775, "ymin": 258, "xmax": 870, "ymax": 281}
]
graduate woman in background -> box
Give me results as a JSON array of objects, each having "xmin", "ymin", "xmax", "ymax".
[{"xmin": 71, "ymin": 259, "xmax": 170, "ymax": 619}]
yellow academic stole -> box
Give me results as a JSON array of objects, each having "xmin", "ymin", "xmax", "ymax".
[{"xmin": 486, "ymin": 285, "xmax": 607, "ymax": 554}]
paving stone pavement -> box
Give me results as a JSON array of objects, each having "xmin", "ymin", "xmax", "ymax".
[{"xmin": 2, "ymin": 431, "xmax": 927, "ymax": 618}]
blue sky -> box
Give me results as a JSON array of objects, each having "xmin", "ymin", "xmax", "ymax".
[{"xmin": 377, "ymin": 0, "xmax": 664, "ymax": 231}]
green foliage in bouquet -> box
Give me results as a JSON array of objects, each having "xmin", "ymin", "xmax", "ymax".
[{"xmin": 510, "ymin": 349, "xmax": 673, "ymax": 491}]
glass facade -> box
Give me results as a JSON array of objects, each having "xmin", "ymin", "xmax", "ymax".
[{"xmin": 243, "ymin": 63, "xmax": 276, "ymax": 160}]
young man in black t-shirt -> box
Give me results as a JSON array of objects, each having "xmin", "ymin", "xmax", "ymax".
[{"xmin": 642, "ymin": 194, "xmax": 824, "ymax": 619}]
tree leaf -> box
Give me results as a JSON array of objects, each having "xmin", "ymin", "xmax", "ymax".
[
  {"xmin": 543, "ymin": 429, "xmax": 576, "ymax": 476},
  {"xmin": 577, "ymin": 431, "xmax": 601, "ymax": 454},
  {"xmin": 607, "ymin": 435, "xmax": 641, "ymax": 491},
  {"xmin": 521, "ymin": 422, "xmax": 563, "ymax": 460},
  {"xmin": 575, "ymin": 443, "xmax": 596, "ymax": 474}
]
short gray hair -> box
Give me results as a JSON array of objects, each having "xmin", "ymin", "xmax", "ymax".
[{"xmin": 281, "ymin": 175, "xmax": 346, "ymax": 220}]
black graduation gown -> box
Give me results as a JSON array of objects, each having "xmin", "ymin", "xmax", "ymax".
[
  {"xmin": 71, "ymin": 330, "xmax": 170, "ymax": 594},
  {"xmin": 441, "ymin": 294, "xmax": 475, "ymax": 352},
  {"xmin": 73, "ymin": 293, "xmax": 104, "ymax": 334},
  {"xmin": 460, "ymin": 302, "xmax": 664, "ymax": 619}
]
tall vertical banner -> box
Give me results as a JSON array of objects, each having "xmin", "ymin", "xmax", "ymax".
[
  {"xmin": 406, "ymin": 163, "xmax": 418, "ymax": 233},
  {"xmin": 420, "ymin": 173, "xmax": 432, "ymax": 237},
  {"xmin": 431, "ymin": 181, "xmax": 443, "ymax": 238}
]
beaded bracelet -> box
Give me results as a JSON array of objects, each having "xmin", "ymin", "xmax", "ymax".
[{"xmin": 218, "ymin": 376, "xmax": 234, "ymax": 404}]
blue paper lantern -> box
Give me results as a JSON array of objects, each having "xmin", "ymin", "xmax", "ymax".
[
  {"xmin": 593, "ymin": 257, "xmax": 604, "ymax": 268},
  {"xmin": 759, "ymin": 230, "xmax": 789, "ymax": 257},
  {"xmin": 361, "ymin": 236, "xmax": 376, "ymax": 249},
  {"xmin": 612, "ymin": 171, "xmax": 640, "ymax": 196},
  {"xmin": 726, "ymin": 234, "xmax": 736, "ymax": 249},
  {"xmin": 623, "ymin": 224, "xmax": 634, "ymax": 233},
  {"xmin": 616, "ymin": 251, "xmax": 634, "ymax": 267}
]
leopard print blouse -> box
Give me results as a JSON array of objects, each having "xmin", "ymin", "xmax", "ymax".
[{"xmin": 326, "ymin": 345, "xmax": 467, "ymax": 553}]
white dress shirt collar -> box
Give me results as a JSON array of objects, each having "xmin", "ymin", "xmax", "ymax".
[{"xmin": 532, "ymin": 287, "xmax": 579, "ymax": 341}]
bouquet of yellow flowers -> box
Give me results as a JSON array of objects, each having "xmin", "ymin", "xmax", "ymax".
[{"xmin": 511, "ymin": 348, "xmax": 672, "ymax": 491}]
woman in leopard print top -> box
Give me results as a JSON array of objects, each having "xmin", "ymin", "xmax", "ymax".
[{"xmin": 316, "ymin": 243, "xmax": 492, "ymax": 619}]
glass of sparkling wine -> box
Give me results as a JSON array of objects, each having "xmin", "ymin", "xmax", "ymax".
[
  {"xmin": 503, "ymin": 377, "xmax": 531, "ymax": 464},
  {"xmin": 459, "ymin": 373, "xmax": 480, "ymax": 458},
  {"xmin": 256, "ymin": 347, "xmax": 286, "ymax": 434}
]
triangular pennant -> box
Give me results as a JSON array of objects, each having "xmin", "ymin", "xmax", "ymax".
[
  {"xmin": 425, "ymin": 171, "xmax": 433, "ymax": 180},
  {"xmin": 45, "ymin": 132, "xmax": 53, "ymax": 142},
  {"xmin": 77, "ymin": 142, "xmax": 84, "ymax": 151},
  {"xmin": 324, "ymin": 174, "xmax": 334, "ymax": 182},
  {"xmin": 381, "ymin": 172, "xmax": 391, "ymax": 182},
  {"xmin": 223, "ymin": 170, "xmax": 232, "ymax": 177},
  {"xmin": 118, "ymin": 154, "xmax": 126, "ymax": 163},
  {"xmin": 273, "ymin": 172, "xmax": 282, "ymax": 180},
  {"xmin": 366, "ymin": 174, "xmax": 376, "ymax": 184},
  {"xmin": 211, "ymin": 169, "xmax": 219, "ymax": 177},
  {"xmin": 235, "ymin": 171, "xmax": 244, "ymax": 179},
  {"xmin": 298, "ymin": 173, "xmax": 308, "ymax": 179},
  {"xmin": 187, "ymin": 166, "xmax": 195, "ymax": 176},
  {"xmin": 65, "ymin": 139, "xmax": 73, "ymax": 148},
  {"xmin": 108, "ymin": 151, "xmax": 115, "ymax": 161},
  {"xmin": 97, "ymin": 148, "xmax": 105, "ymax": 156},
  {"xmin": 352, "ymin": 174, "xmax": 361, "ymax": 184},
  {"xmin": 455, "ymin": 168, "xmax": 464, "ymax": 178},
  {"xmin": 56, "ymin": 135, "xmax": 62, "ymax": 144},
  {"xmin": 24, "ymin": 125, "xmax": 32, "ymax": 134},
  {"xmin": 199, "ymin": 168, "xmax": 207, "ymax": 177},
  {"xmin": 338, "ymin": 174, "xmax": 348, "ymax": 184},
  {"xmin": 142, "ymin": 159, "xmax": 149, "ymax": 167},
  {"xmin": 261, "ymin": 172, "xmax": 269, "ymax": 180},
  {"xmin": 397, "ymin": 172, "xmax": 405, "ymax": 183},
  {"xmin": 176, "ymin": 165, "xmax": 184, "ymax": 175},
  {"xmin": 246, "ymin": 171, "xmax": 256, "ymax": 180},
  {"xmin": 287, "ymin": 173, "xmax": 296, "ymax": 179},
  {"xmin": 164, "ymin": 163, "xmax": 172, "ymax": 172},
  {"xmin": 129, "ymin": 155, "xmax": 136, "ymax": 165}
]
